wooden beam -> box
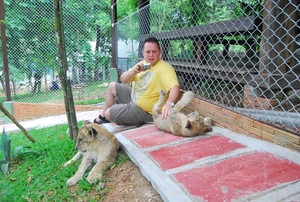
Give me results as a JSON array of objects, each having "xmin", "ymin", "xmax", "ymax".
[{"xmin": 0, "ymin": 0, "xmax": 11, "ymax": 101}]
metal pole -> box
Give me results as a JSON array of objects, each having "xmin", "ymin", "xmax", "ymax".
[{"xmin": 0, "ymin": 0, "xmax": 11, "ymax": 101}]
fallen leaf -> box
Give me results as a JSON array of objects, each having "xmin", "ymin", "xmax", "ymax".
[{"xmin": 27, "ymin": 175, "xmax": 33, "ymax": 184}]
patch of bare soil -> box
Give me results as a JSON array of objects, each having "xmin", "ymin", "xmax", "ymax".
[{"xmin": 102, "ymin": 159, "xmax": 163, "ymax": 202}]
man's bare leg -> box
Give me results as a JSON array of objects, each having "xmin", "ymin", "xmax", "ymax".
[{"xmin": 95, "ymin": 82, "xmax": 117, "ymax": 122}]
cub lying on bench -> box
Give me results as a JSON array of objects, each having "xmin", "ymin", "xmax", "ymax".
[{"xmin": 152, "ymin": 90, "xmax": 213, "ymax": 137}]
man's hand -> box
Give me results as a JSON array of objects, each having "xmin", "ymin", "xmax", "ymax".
[
  {"xmin": 161, "ymin": 103, "xmax": 173, "ymax": 119},
  {"xmin": 120, "ymin": 61, "xmax": 144, "ymax": 83},
  {"xmin": 134, "ymin": 61, "xmax": 145, "ymax": 73},
  {"xmin": 161, "ymin": 85, "xmax": 180, "ymax": 119}
]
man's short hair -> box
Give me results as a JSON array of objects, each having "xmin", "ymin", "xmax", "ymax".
[{"xmin": 143, "ymin": 36, "xmax": 161, "ymax": 50}]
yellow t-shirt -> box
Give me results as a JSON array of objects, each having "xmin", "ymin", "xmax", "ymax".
[{"xmin": 130, "ymin": 60, "xmax": 179, "ymax": 114}]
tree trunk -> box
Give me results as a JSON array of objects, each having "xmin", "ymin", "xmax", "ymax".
[
  {"xmin": 111, "ymin": 0, "xmax": 117, "ymax": 70},
  {"xmin": 94, "ymin": 25, "xmax": 101, "ymax": 81},
  {"xmin": 259, "ymin": 0, "xmax": 299, "ymax": 73},
  {"xmin": 53, "ymin": 0, "xmax": 78, "ymax": 140},
  {"xmin": 0, "ymin": 0, "xmax": 11, "ymax": 101}
]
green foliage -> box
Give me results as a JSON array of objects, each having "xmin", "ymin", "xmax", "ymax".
[
  {"xmin": 117, "ymin": 0, "xmax": 138, "ymax": 19},
  {"xmin": 2, "ymin": 0, "xmax": 112, "ymax": 91},
  {"xmin": 0, "ymin": 129, "xmax": 12, "ymax": 174},
  {"xmin": 0, "ymin": 128, "xmax": 41, "ymax": 175},
  {"xmin": 230, "ymin": 0, "xmax": 264, "ymax": 17}
]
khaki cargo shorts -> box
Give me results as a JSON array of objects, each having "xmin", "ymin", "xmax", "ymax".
[{"xmin": 110, "ymin": 83, "xmax": 153, "ymax": 126}]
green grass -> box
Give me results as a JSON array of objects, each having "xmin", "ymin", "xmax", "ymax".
[
  {"xmin": 0, "ymin": 123, "xmax": 128, "ymax": 201},
  {"xmin": 0, "ymin": 80, "xmax": 109, "ymax": 104},
  {"xmin": 74, "ymin": 97, "xmax": 105, "ymax": 105}
]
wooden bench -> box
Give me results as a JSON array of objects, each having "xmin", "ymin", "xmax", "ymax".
[
  {"xmin": 139, "ymin": 16, "xmax": 261, "ymax": 57},
  {"xmin": 138, "ymin": 16, "xmax": 262, "ymax": 85},
  {"xmin": 72, "ymin": 83, "xmax": 88, "ymax": 100}
]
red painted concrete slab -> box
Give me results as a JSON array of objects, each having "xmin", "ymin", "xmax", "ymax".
[
  {"xmin": 123, "ymin": 126, "xmax": 184, "ymax": 148},
  {"xmin": 174, "ymin": 152, "xmax": 300, "ymax": 201},
  {"xmin": 123, "ymin": 125, "xmax": 162, "ymax": 139},
  {"xmin": 149, "ymin": 135, "xmax": 246, "ymax": 170}
]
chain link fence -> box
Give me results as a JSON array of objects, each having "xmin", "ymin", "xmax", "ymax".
[
  {"xmin": 1, "ymin": 0, "xmax": 299, "ymax": 135},
  {"xmin": 0, "ymin": 1, "xmax": 112, "ymax": 108},
  {"xmin": 115, "ymin": 0, "xmax": 300, "ymax": 135}
]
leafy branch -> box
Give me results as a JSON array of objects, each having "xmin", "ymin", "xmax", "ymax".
[{"xmin": 0, "ymin": 104, "xmax": 35, "ymax": 143}]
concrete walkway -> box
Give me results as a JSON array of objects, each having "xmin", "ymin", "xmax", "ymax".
[
  {"xmin": 0, "ymin": 110, "xmax": 100, "ymax": 133},
  {"xmin": 2, "ymin": 111, "xmax": 300, "ymax": 202}
]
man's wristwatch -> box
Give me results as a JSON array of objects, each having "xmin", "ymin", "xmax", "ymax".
[{"xmin": 166, "ymin": 101, "xmax": 175, "ymax": 107}]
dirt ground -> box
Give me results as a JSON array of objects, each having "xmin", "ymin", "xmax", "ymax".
[
  {"xmin": 68, "ymin": 152, "xmax": 163, "ymax": 201},
  {"xmin": 102, "ymin": 158, "xmax": 163, "ymax": 202}
]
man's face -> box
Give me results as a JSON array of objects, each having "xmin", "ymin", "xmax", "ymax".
[{"xmin": 142, "ymin": 42, "xmax": 161, "ymax": 66}]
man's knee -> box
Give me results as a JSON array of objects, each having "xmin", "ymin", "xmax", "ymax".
[
  {"xmin": 108, "ymin": 82, "xmax": 116, "ymax": 94},
  {"xmin": 104, "ymin": 108, "xmax": 111, "ymax": 120}
]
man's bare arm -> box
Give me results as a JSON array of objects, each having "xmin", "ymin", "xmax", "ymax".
[
  {"xmin": 120, "ymin": 62, "xmax": 144, "ymax": 83},
  {"xmin": 161, "ymin": 85, "xmax": 180, "ymax": 119}
]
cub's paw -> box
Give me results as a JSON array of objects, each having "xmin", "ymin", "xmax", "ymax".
[
  {"xmin": 159, "ymin": 90, "xmax": 166, "ymax": 98},
  {"xmin": 66, "ymin": 177, "xmax": 79, "ymax": 186},
  {"xmin": 204, "ymin": 117, "xmax": 213, "ymax": 126},
  {"xmin": 87, "ymin": 171, "xmax": 102, "ymax": 184},
  {"xmin": 184, "ymin": 91, "xmax": 195, "ymax": 100},
  {"xmin": 206, "ymin": 125, "xmax": 213, "ymax": 132}
]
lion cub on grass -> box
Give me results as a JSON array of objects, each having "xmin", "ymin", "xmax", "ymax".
[
  {"xmin": 63, "ymin": 121, "xmax": 119, "ymax": 186},
  {"xmin": 152, "ymin": 90, "xmax": 213, "ymax": 137}
]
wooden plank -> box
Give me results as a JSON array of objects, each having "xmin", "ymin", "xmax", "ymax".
[
  {"xmin": 139, "ymin": 16, "xmax": 261, "ymax": 41},
  {"xmin": 173, "ymin": 64, "xmax": 258, "ymax": 85},
  {"xmin": 274, "ymin": 128, "xmax": 300, "ymax": 145},
  {"xmin": 170, "ymin": 61, "xmax": 257, "ymax": 74},
  {"xmin": 170, "ymin": 61, "xmax": 297, "ymax": 89},
  {"xmin": 252, "ymin": 73, "xmax": 300, "ymax": 89}
]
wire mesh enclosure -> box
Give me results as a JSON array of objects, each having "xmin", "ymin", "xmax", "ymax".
[
  {"xmin": 115, "ymin": 0, "xmax": 299, "ymax": 135},
  {"xmin": 0, "ymin": 1, "xmax": 112, "ymax": 105},
  {"xmin": 0, "ymin": 0, "xmax": 299, "ymax": 135}
]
